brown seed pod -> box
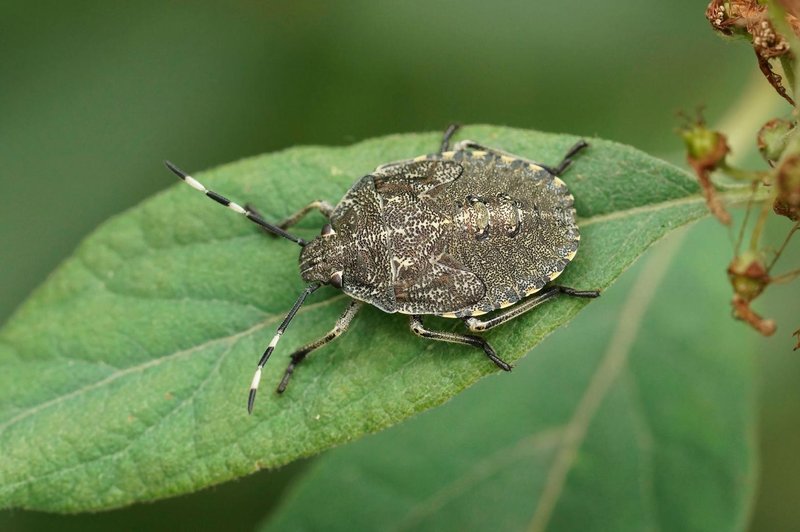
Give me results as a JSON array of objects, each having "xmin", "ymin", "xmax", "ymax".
[{"xmin": 774, "ymin": 154, "xmax": 800, "ymax": 220}]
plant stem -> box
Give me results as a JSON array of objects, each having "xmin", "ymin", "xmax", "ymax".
[
  {"xmin": 771, "ymin": 267, "xmax": 800, "ymax": 283},
  {"xmin": 719, "ymin": 163, "xmax": 767, "ymax": 182},
  {"xmin": 766, "ymin": 0, "xmax": 800, "ymax": 98},
  {"xmin": 781, "ymin": 54, "xmax": 796, "ymax": 94},
  {"xmin": 735, "ymin": 183, "xmax": 759, "ymax": 257},
  {"xmin": 767, "ymin": 220, "xmax": 800, "ymax": 271},
  {"xmin": 750, "ymin": 197, "xmax": 773, "ymax": 252}
]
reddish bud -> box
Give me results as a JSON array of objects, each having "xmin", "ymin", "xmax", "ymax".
[
  {"xmin": 727, "ymin": 252, "xmax": 776, "ymax": 336},
  {"xmin": 728, "ymin": 251, "xmax": 771, "ymax": 302},
  {"xmin": 681, "ymin": 122, "xmax": 732, "ymax": 224}
]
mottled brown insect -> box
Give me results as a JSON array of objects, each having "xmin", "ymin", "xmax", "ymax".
[{"xmin": 166, "ymin": 125, "xmax": 599, "ymax": 413}]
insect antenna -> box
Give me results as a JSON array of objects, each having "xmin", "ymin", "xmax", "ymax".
[
  {"xmin": 164, "ymin": 160, "xmax": 307, "ymax": 246},
  {"xmin": 248, "ymin": 283, "xmax": 321, "ymax": 413}
]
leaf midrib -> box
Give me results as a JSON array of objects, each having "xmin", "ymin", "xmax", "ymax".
[
  {"xmin": 577, "ymin": 188, "xmax": 751, "ymax": 227},
  {"xmin": 2, "ymin": 188, "xmax": 750, "ymax": 436}
]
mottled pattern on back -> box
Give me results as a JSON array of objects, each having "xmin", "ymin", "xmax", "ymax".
[
  {"xmin": 372, "ymin": 159, "xmax": 463, "ymax": 199},
  {"xmin": 329, "ymin": 177, "xmax": 396, "ymax": 311},
  {"xmin": 374, "ymin": 160, "xmax": 486, "ymax": 313},
  {"xmin": 329, "ymin": 148, "xmax": 579, "ymax": 316},
  {"xmin": 431, "ymin": 150, "xmax": 579, "ymax": 315}
]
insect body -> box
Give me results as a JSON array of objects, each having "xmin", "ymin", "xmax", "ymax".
[{"xmin": 166, "ymin": 125, "xmax": 599, "ymax": 413}]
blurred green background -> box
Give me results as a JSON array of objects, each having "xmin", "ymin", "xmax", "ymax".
[{"xmin": 1, "ymin": 1, "xmax": 798, "ymax": 530}]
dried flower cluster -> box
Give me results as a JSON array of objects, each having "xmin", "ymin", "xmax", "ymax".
[
  {"xmin": 682, "ymin": 1, "xmax": 800, "ymax": 344},
  {"xmin": 706, "ymin": 0, "xmax": 800, "ymax": 104}
]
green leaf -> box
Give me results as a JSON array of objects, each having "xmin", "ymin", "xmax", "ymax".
[
  {"xmin": 0, "ymin": 126, "xmax": 726, "ymax": 512},
  {"xmin": 259, "ymin": 222, "xmax": 756, "ymax": 532}
]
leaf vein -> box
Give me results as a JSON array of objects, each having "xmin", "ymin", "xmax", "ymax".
[
  {"xmin": 0, "ymin": 295, "xmax": 348, "ymax": 434},
  {"xmin": 621, "ymin": 368, "xmax": 660, "ymax": 532},
  {"xmin": 527, "ymin": 229, "xmax": 688, "ymax": 532},
  {"xmin": 577, "ymin": 189, "xmax": 751, "ymax": 229},
  {"xmin": 2, "ymin": 342, "xmax": 237, "ymax": 500},
  {"xmin": 393, "ymin": 428, "xmax": 565, "ymax": 531}
]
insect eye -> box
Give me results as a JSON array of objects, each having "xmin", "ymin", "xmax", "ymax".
[
  {"xmin": 321, "ymin": 223, "xmax": 336, "ymax": 237},
  {"xmin": 329, "ymin": 270, "xmax": 344, "ymax": 289}
]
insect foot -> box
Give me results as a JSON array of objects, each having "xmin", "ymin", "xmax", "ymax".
[{"xmin": 409, "ymin": 315, "xmax": 513, "ymax": 372}]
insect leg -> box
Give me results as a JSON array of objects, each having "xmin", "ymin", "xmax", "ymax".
[
  {"xmin": 463, "ymin": 285, "xmax": 600, "ymax": 332},
  {"xmin": 245, "ymin": 200, "xmax": 334, "ymax": 237},
  {"xmin": 452, "ymin": 140, "xmax": 558, "ymax": 173},
  {"xmin": 550, "ymin": 140, "xmax": 590, "ymax": 176},
  {"xmin": 164, "ymin": 161, "xmax": 306, "ymax": 246},
  {"xmin": 439, "ymin": 123, "xmax": 461, "ymax": 153},
  {"xmin": 452, "ymin": 140, "xmax": 589, "ymax": 176},
  {"xmin": 372, "ymin": 123, "xmax": 461, "ymax": 173},
  {"xmin": 409, "ymin": 315, "xmax": 512, "ymax": 371},
  {"xmin": 276, "ymin": 300, "xmax": 362, "ymax": 393},
  {"xmin": 452, "ymin": 140, "xmax": 509, "ymax": 155}
]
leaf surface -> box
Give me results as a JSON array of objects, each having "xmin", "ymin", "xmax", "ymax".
[
  {"xmin": 260, "ymin": 222, "xmax": 756, "ymax": 532},
  {"xmin": 0, "ymin": 126, "xmax": 728, "ymax": 511}
]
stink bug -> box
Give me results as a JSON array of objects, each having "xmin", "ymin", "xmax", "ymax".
[{"xmin": 166, "ymin": 125, "xmax": 600, "ymax": 413}]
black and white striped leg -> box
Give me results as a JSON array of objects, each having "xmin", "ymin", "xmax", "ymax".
[
  {"xmin": 409, "ymin": 315, "xmax": 512, "ymax": 372},
  {"xmin": 164, "ymin": 161, "xmax": 307, "ymax": 246},
  {"xmin": 277, "ymin": 299, "xmax": 362, "ymax": 393},
  {"xmin": 248, "ymin": 283, "xmax": 321, "ymax": 413},
  {"xmin": 439, "ymin": 123, "xmax": 461, "ymax": 153},
  {"xmin": 463, "ymin": 285, "xmax": 600, "ymax": 333},
  {"xmin": 452, "ymin": 139, "xmax": 589, "ymax": 177}
]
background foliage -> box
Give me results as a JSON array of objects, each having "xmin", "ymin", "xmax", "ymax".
[{"xmin": 1, "ymin": 1, "xmax": 797, "ymax": 530}]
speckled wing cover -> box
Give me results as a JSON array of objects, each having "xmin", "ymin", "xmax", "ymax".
[
  {"xmin": 430, "ymin": 151, "xmax": 579, "ymax": 316},
  {"xmin": 331, "ymin": 151, "xmax": 579, "ymax": 317},
  {"xmin": 374, "ymin": 160, "xmax": 486, "ymax": 314},
  {"xmin": 329, "ymin": 176, "xmax": 397, "ymax": 312}
]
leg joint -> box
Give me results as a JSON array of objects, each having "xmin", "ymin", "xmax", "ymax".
[{"xmin": 464, "ymin": 317, "xmax": 487, "ymax": 332}]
